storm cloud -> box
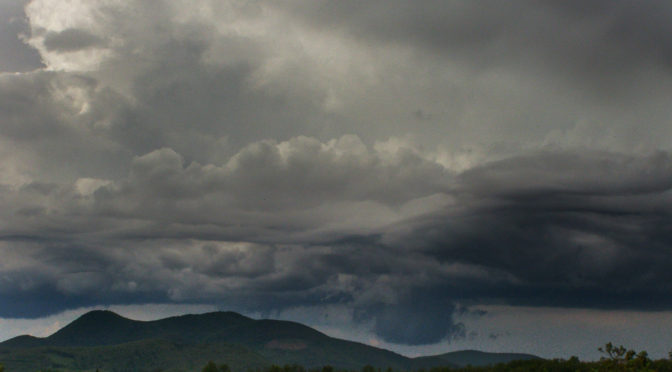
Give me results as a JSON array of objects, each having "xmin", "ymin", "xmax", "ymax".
[{"xmin": 1, "ymin": 0, "xmax": 672, "ymax": 349}]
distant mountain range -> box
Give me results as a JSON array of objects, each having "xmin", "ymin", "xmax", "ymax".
[{"xmin": 0, "ymin": 310, "xmax": 539, "ymax": 372}]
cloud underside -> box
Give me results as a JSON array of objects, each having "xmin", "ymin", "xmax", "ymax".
[{"xmin": 1, "ymin": 0, "xmax": 672, "ymax": 345}]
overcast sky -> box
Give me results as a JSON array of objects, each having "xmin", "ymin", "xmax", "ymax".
[{"xmin": 1, "ymin": 0, "xmax": 672, "ymax": 360}]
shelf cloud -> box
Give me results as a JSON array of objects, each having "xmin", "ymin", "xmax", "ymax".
[{"xmin": 1, "ymin": 0, "xmax": 671, "ymax": 350}]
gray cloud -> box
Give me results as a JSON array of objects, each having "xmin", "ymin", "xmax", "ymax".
[
  {"xmin": 360, "ymin": 293, "xmax": 466, "ymax": 345},
  {"xmin": 0, "ymin": 0, "xmax": 42, "ymax": 72},
  {"xmin": 383, "ymin": 150, "xmax": 672, "ymax": 309},
  {"xmin": 1, "ymin": 0, "xmax": 672, "ymax": 348},
  {"xmin": 279, "ymin": 1, "xmax": 672, "ymax": 86},
  {"xmin": 43, "ymin": 28, "xmax": 106, "ymax": 52}
]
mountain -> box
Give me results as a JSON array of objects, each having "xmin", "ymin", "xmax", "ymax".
[
  {"xmin": 414, "ymin": 350, "xmax": 541, "ymax": 367},
  {"xmin": 0, "ymin": 310, "xmax": 540, "ymax": 372},
  {"xmin": 44, "ymin": 310, "xmax": 253, "ymax": 347}
]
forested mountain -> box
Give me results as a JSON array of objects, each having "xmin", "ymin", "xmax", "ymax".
[{"xmin": 0, "ymin": 311, "xmax": 538, "ymax": 372}]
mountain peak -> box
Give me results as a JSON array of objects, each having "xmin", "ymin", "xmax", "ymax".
[
  {"xmin": 171, "ymin": 310, "xmax": 252, "ymax": 322},
  {"xmin": 66, "ymin": 309, "xmax": 134, "ymax": 329},
  {"xmin": 77, "ymin": 309, "xmax": 130, "ymax": 321},
  {"xmin": 46, "ymin": 309, "xmax": 137, "ymax": 346},
  {"xmin": 0, "ymin": 335, "xmax": 42, "ymax": 349},
  {"xmin": 0, "ymin": 310, "xmax": 541, "ymax": 372}
]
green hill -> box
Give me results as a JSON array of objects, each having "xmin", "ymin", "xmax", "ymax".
[
  {"xmin": 0, "ymin": 310, "xmax": 539, "ymax": 372},
  {"xmin": 413, "ymin": 349, "xmax": 540, "ymax": 367},
  {"xmin": 0, "ymin": 338, "xmax": 269, "ymax": 372}
]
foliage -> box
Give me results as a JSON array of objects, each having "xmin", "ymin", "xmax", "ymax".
[
  {"xmin": 3, "ymin": 339, "xmax": 672, "ymax": 372},
  {"xmin": 0, "ymin": 339, "xmax": 268, "ymax": 372},
  {"xmin": 203, "ymin": 344, "xmax": 672, "ymax": 372},
  {"xmin": 595, "ymin": 342, "xmax": 655, "ymax": 372},
  {"xmin": 203, "ymin": 361, "xmax": 232, "ymax": 372}
]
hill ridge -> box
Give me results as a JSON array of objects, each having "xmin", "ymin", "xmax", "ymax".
[{"xmin": 0, "ymin": 310, "xmax": 540, "ymax": 372}]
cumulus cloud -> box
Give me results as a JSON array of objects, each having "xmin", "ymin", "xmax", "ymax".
[{"xmin": 1, "ymin": 0, "xmax": 672, "ymax": 349}]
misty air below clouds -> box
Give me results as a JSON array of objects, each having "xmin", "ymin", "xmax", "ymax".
[{"xmin": 1, "ymin": 0, "xmax": 672, "ymax": 360}]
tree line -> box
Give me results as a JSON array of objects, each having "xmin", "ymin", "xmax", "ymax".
[
  {"xmin": 201, "ymin": 344, "xmax": 672, "ymax": 372},
  {"xmin": 4, "ymin": 343, "xmax": 672, "ymax": 372}
]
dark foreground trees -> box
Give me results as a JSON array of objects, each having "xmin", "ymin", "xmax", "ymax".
[
  {"xmin": 202, "ymin": 361, "xmax": 232, "ymax": 372},
  {"xmin": 200, "ymin": 344, "xmax": 672, "ymax": 372}
]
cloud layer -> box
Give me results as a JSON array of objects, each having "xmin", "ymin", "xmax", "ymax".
[{"xmin": 1, "ymin": 0, "xmax": 672, "ymax": 348}]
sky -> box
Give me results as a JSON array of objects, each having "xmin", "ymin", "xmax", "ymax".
[{"xmin": 1, "ymin": 0, "xmax": 672, "ymax": 361}]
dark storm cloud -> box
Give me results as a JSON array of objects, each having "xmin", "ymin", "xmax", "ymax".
[
  {"xmin": 460, "ymin": 151, "xmax": 672, "ymax": 196},
  {"xmin": 2, "ymin": 0, "xmax": 672, "ymax": 348},
  {"xmin": 1, "ymin": 150, "xmax": 671, "ymax": 343},
  {"xmin": 357, "ymin": 291, "xmax": 466, "ymax": 345},
  {"xmin": 383, "ymin": 150, "xmax": 672, "ymax": 310},
  {"xmin": 2, "ymin": 133, "xmax": 672, "ymax": 343}
]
